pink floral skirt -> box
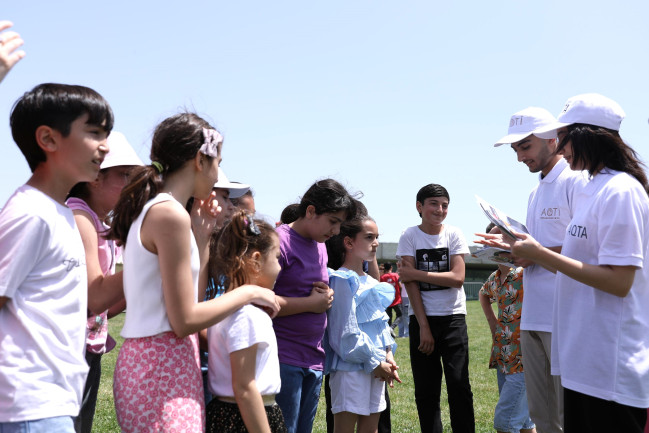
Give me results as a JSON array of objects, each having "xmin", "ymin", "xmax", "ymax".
[{"xmin": 114, "ymin": 332, "xmax": 205, "ymax": 432}]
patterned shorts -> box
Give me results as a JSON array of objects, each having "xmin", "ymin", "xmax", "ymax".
[
  {"xmin": 114, "ymin": 332, "xmax": 205, "ymax": 432},
  {"xmin": 206, "ymin": 399, "xmax": 287, "ymax": 433}
]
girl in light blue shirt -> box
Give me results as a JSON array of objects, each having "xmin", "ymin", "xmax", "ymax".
[{"xmin": 324, "ymin": 213, "xmax": 400, "ymax": 432}]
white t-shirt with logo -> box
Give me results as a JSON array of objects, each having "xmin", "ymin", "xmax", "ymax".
[
  {"xmin": 551, "ymin": 170, "xmax": 649, "ymax": 407},
  {"xmin": 396, "ymin": 224, "xmax": 469, "ymax": 316},
  {"xmin": 0, "ymin": 185, "xmax": 88, "ymax": 421},
  {"xmin": 523, "ymin": 159, "xmax": 587, "ymax": 332}
]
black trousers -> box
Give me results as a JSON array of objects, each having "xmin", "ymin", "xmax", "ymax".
[
  {"xmin": 324, "ymin": 373, "xmax": 391, "ymax": 433},
  {"xmin": 564, "ymin": 387, "xmax": 647, "ymax": 433},
  {"xmin": 410, "ymin": 314, "xmax": 475, "ymax": 433},
  {"xmin": 386, "ymin": 305, "xmax": 402, "ymax": 327}
]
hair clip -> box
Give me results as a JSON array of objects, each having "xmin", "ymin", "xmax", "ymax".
[
  {"xmin": 151, "ymin": 161, "xmax": 164, "ymax": 173},
  {"xmin": 199, "ymin": 128, "xmax": 223, "ymax": 158},
  {"xmin": 244, "ymin": 216, "xmax": 261, "ymax": 236}
]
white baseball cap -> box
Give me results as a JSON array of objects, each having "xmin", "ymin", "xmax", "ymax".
[
  {"xmin": 213, "ymin": 168, "xmax": 250, "ymax": 199},
  {"xmin": 101, "ymin": 132, "xmax": 144, "ymax": 169},
  {"xmin": 494, "ymin": 107, "xmax": 558, "ymax": 147},
  {"xmin": 534, "ymin": 93, "xmax": 626, "ymax": 136}
]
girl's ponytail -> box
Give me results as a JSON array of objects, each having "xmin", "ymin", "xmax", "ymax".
[
  {"xmin": 107, "ymin": 112, "xmax": 218, "ymax": 245},
  {"xmin": 108, "ymin": 165, "xmax": 164, "ymax": 245}
]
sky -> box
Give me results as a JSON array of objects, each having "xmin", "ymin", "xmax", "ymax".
[{"xmin": 1, "ymin": 1, "xmax": 648, "ymax": 245}]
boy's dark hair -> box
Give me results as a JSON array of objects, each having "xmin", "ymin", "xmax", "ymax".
[
  {"xmin": 279, "ymin": 203, "xmax": 301, "ymax": 225},
  {"xmin": 416, "ymin": 184, "xmax": 450, "ymax": 217},
  {"xmin": 298, "ymin": 178, "xmax": 357, "ymax": 220},
  {"xmin": 10, "ymin": 83, "xmax": 114, "ymax": 172},
  {"xmin": 382, "ymin": 262, "xmax": 392, "ymax": 271}
]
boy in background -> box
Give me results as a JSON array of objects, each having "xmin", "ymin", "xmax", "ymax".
[
  {"xmin": 479, "ymin": 223, "xmax": 535, "ymax": 433},
  {"xmin": 397, "ymin": 183, "xmax": 474, "ymax": 433},
  {"xmin": 0, "ymin": 83, "xmax": 114, "ymax": 432}
]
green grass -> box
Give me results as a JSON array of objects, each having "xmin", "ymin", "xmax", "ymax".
[{"xmin": 95, "ymin": 301, "xmax": 499, "ymax": 432}]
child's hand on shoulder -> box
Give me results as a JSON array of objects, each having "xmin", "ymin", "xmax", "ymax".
[
  {"xmin": 309, "ymin": 282, "xmax": 334, "ymax": 313},
  {"xmin": 244, "ymin": 285, "xmax": 280, "ymax": 318}
]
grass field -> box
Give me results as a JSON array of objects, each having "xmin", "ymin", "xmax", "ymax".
[{"xmin": 94, "ymin": 301, "xmax": 499, "ymax": 432}]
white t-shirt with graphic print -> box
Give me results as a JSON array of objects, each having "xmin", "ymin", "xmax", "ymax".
[{"xmin": 396, "ymin": 224, "xmax": 469, "ymax": 316}]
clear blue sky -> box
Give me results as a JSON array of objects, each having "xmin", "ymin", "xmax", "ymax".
[{"xmin": 1, "ymin": 1, "xmax": 647, "ymax": 244}]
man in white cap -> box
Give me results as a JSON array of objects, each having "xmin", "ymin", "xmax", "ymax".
[{"xmin": 494, "ymin": 107, "xmax": 587, "ymax": 433}]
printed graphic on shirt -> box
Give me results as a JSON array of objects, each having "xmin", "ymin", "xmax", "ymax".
[
  {"xmin": 540, "ymin": 206, "xmax": 561, "ymax": 220},
  {"xmin": 567, "ymin": 224, "xmax": 588, "ymax": 239},
  {"xmin": 416, "ymin": 247, "xmax": 450, "ymax": 291}
]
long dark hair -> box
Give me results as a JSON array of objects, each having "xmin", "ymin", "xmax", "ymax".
[
  {"xmin": 297, "ymin": 178, "xmax": 357, "ymax": 219},
  {"xmin": 209, "ymin": 210, "xmax": 277, "ymax": 291},
  {"xmin": 325, "ymin": 199, "xmax": 371, "ymax": 270},
  {"xmin": 107, "ymin": 113, "xmax": 217, "ymax": 245},
  {"xmin": 559, "ymin": 124, "xmax": 649, "ymax": 195}
]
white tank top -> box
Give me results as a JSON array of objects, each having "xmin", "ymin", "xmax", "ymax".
[{"xmin": 121, "ymin": 193, "xmax": 199, "ymax": 338}]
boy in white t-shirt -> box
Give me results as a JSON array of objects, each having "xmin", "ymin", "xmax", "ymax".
[
  {"xmin": 396, "ymin": 183, "xmax": 474, "ymax": 433},
  {"xmin": 0, "ymin": 83, "xmax": 114, "ymax": 432}
]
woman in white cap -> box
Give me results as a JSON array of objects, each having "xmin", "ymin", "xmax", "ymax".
[
  {"xmin": 479, "ymin": 93, "xmax": 649, "ymax": 433},
  {"xmin": 66, "ymin": 131, "xmax": 144, "ymax": 433}
]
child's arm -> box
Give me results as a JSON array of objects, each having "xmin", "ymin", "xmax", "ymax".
[
  {"xmin": 398, "ymin": 257, "xmax": 435, "ymax": 355},
  {"xmin": 478, "ymin": 291, "xmax": 497, "ymax": 337},
  {"xmin": 74, "ymin": 210, "xmax": 125, "ymax": 314},
  {"xmin": 231, "ymin": 345, "xmax": 272, "ymax": 433},
  {"xmin": 276, "ymin": 282, "xmax": 333, "ymax": 316},
  {"xmin": 144, "ymin": 202, "xmax": 279, "ymax": 338},
  {"xmin": 189, "ymin": 192, "xmax": 219, "ymax": 302},
  {"xmin": 384, "ymin": 348, "xmax": 401, "ymax": 387},
  {"xmin": 398, "ymin": 254, "xmax": 466, "ymax": 288}
]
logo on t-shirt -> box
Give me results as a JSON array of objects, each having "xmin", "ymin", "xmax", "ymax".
[
  {"xmin": 540, "ymin": 207, "xmax": 561, "ymax": 219},
  {"xmin": 567, "ymin": 224, "xmax": 588, "ymax": 239},
  {"xmin": 63, "ymin": 258, "xmax": 81, "ymax": 271},
  {"xmin": 416, "ymin": 248, "xmax": 450, "ymax": 291}
]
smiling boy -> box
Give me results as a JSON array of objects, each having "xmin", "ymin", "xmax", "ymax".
[
  {"xmin": 0, "ymin": 84, "xmax": 113, "ymax": 431},
  {"xmin": 396, "ymin": 183, "xmax": 475, "ymax": 433}
]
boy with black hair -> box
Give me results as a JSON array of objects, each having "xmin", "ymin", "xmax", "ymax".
[
  {"xmin": 397, "ymin": 183, "xmax": 475, "ymax": 433},
  {"xmin": 0, "ymin": 83, "xmax": 113, "ymax": 432}
]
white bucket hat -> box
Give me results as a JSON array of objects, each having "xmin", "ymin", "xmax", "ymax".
[
  {"xmin": 533, "ymin": 93, "xmax": 625, "ymax": 136},
  {"xmin": 101, "ymin": 132, "xmax": 144, "ymax": 169},
  {"xmin": 494, "ymin": 107, "xmax": 558, "ymax": 147},
  {"xmin": 213, "ymin": 168, "xmax": 250, "ymax": 198}
]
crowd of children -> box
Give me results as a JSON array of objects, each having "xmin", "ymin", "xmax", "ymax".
[{"xmin": 1, "ymin": 21, "xmax": 649, "ymax": 433}]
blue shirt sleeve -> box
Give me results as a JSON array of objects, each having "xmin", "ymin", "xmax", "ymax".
[{"xmin": 327, "ymin": 274, "xmax": 387, "ymax": 374}]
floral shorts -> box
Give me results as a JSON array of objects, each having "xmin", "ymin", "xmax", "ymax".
[{"xmin": 114, "ymin": 332, "xmax": 204, "ymax": 432}]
